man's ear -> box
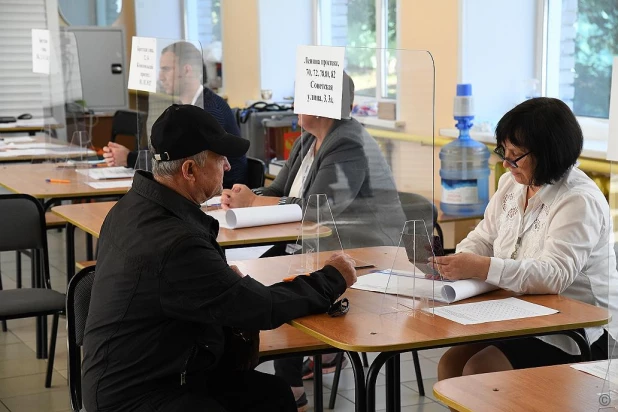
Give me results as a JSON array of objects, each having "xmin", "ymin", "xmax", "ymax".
[{"xmin": 181, "ymin": 160, "xmax": 197, "ymax": 182}]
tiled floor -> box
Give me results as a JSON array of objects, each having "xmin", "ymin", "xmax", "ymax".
[{"xmin": 0, "ymin": 230, "xmax": 450, "ymax": 412}]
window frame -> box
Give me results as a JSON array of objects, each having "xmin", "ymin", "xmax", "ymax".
[
  {"xmin": 313, "ymin": 0, "xmax": 397, "ymax": 103},
  {"xmin": 541, "ymin": 0, "xmax": 612, "ymax": 141}
]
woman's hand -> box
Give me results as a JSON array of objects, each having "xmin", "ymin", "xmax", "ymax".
[
  {"xmin": 428, "ymin": 253, "xmax": 490, "ymax": 281},
  {"xmin": 221, "ymin": 184, "xmax": 257, "ymax": 209}
]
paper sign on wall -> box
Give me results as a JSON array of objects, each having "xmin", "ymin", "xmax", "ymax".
[
  {"xmin": 294, "ymin": 45, "xmax": 345, "ymax": 120},
  {"xmin": 31, "ymin": 29, "xmax": 50, "ymax": 74},
  {"xmin": 127, "ymin": 36, "xmax": 157, "ymax": 92},
  {"xmin": 608, "ymin": 56, "xmax": 618, "ymax": 161}
]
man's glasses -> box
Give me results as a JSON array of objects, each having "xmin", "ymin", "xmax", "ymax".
[{"xmin": 494, "ymin": 146, "xmax": 531, "ymax": 168}]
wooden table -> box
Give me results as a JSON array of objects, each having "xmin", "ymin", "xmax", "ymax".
[
  {"xmin": 433, "ymin": 363, "xmax": 611, "ymax": 411},
  {"xmin": 52, "ymin": 201, "xmax": 332, "ymax": 281},
  {"xmin": 0, "ymin": 163, "xmax": 129, "ymax": 209},
  {"xmin": 235, "ymin": 246, "xmax": 609, "ymax": 412}
]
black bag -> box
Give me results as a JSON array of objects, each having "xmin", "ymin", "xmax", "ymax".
[{"xmin": 217, "ymin": 327, "xmax": 260, "ymax": 371}]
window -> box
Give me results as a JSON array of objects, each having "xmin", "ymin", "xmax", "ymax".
[
  {"xmin": 545, "ymin": 0, "xmax": 618, "ymax": 118},
  {"xmin": 184, "ymin": 0, "xmax": 222, "ymax": 89},
  {"xmin": 316, "ymin": 0, "xmax": 397, "ymax": 100}
]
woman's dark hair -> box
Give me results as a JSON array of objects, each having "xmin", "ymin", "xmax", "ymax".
[{"xmin": 495, "ymin": 97, "xmax": 582, "ymax": 185}]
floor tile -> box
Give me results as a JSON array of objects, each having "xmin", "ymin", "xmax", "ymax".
[
  {"xmin": 0, "ymin": 358, "xmax": 49, "ymax": 379},
  {"xmin": 323, "ymin": 367, "xmax": 386, "ymax": 392},
  {"xmin": 400, "ymin": 357, "xmax": 439, "ymax": 383},
  {"xmin": 0, "ymin": 343, "xmax": 36, "ymax": 361},
  {"xmin": 399, "ymin": 401, "xmax": 450, "ymax": 411},
  {"xmin": 0, "ymin": 372, "xmax": 66, "ymax": 398},
  {"xmin": 338, "ymin": 383, "xmax": 433, "ymax": 410},
  {"xmin": 0, "ymin": 332, "xmax": 21, "ymax": 346},
  {"xmin": 0, "ymin": 401, "xmax": 9, "ymax": 412},
  {"xmin": 1, "ymin": 387, "xmax": 71, "ymax": 412},
  {"xmin": 404, "ymin": 378, "xmax": 441, "ymax": 403}
]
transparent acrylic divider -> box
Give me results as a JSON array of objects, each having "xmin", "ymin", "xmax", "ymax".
[
  {"xmin": 134, "ymin": 149, "xmax": 152, "ymax": 172},
  {"xmin": 377, "ymin": 219, "xmax": 445, "ymax": 316},
  {"xmin": 132, "ymin": 37, "xmax": 204, "ymax": 157},
  {"xmin": 286, "ymin": 194, "xmax": 343, "ymax": 277},
  {"xmin": 291, "ymin": 46, "xmax": 435, "ymax": 317},
  {"xmin": 599, "ymin": 160, "xmax": 618, "ymax": 410}
]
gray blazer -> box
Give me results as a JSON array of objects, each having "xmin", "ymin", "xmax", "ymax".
[{"xmin": 257, "ymin": 118, "xmax": 406, "ymax": 248}]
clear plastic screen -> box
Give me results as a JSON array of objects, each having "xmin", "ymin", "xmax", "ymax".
[
  {"xmin": 131, "ymin": 37, "xmax": 204, "ymax": 170},
  {"xmin": 287, "ymin": 46, "xmax": 436, "ymax": 316}
]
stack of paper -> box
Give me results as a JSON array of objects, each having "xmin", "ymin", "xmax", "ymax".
[{"xmin": 76, "ymin": 167, "xmax": 135, "ymax": 180}]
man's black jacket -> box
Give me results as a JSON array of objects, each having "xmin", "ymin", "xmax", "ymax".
[{"xmin": 81, "ymin": 171, "xmax": 346, "ymax": 412}]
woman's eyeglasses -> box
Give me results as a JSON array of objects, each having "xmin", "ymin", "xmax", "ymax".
[{"xmin": 494, "ymin": 146, "xmax": 531, "ymax": 168}]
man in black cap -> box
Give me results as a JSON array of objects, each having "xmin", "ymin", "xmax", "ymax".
[{"xmin": 82, "ymin": 104, "xmax": 357, "ymax": 412}]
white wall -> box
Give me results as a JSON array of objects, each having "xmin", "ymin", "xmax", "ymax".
[
  {"xmin": 460, "ymin": 0, "xmax": 538, "ymax": 125},
  {"xmin": 134, "ymin": 0, "xmax": 183, "ymax": 39},
  {"xmin": 258, "ymin": 0, "xmax": 313, "ymax": 102}
]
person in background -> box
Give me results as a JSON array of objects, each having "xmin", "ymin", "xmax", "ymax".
[
  {"xmin": 221, "ymin": 72, "xmax": 406, "ymax": 411},
  {"xmin": 103, "ymin": 41, "xmax": 247, "ymax": 189},
  {"xmin": 432, "ymin": 97, "xmax": 618, "ymax": 412},
  {"xmin": 82, "ymin": 104, "xmax": 357, "ymax": 412}
]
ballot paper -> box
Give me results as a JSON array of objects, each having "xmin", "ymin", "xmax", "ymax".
[
  {"xmin": 571, "ymin": 361, "xmax": 618, "ymax": 386},
  {"xmin": 425, "ymin": 297, "xmax": 558, "ymax": 325},
  {"xmin": 205, "ymin": 204, "xmax": 302, "ymax": 229},
  {"xmin": 87, "ymin": 180, "xmax": 133, "ymax": 189},
  {"xmin": 352, "ymin": 270, "xmax": 499, "ymax": 303}
]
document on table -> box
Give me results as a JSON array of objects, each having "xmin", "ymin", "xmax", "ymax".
[
  {"xmin": 76, "ymin": 166, "xmax": 135, "ymax": 180},
  {"xmin": 424, "ymin": 297, "xmax": 559, "ymax": 325},
  {"xmin": 87, "ymin": 180, "xmax": 133, "ymax": 189},
  {"xmin": 0, "ymin": 137, "xmax": 35, "ymax": 143},
  {"xmin": 352, "ymin": 271, "xmax": 499, "ymax": 303},
  {"xmin": 571, "ymin": 361, "xmax": 618, "ymax": 386}
]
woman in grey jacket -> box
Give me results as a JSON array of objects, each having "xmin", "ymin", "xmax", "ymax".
[{"xmin": 222, "ymin": 74, "xmax": 406, "ymax": 410}]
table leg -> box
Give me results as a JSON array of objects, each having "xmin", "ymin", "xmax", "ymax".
[
  {"xmin": 385, "ymin": 355, "xmax": 400, "ymax": 412},
  {"xmin": 66, "ymin": 223, "xmax": 76, "ymax": 284},
  {"xmin": 314, "ymin": 355, "xmax": 323, "ymax": 412},
  {"xmin": 346, "ymin": 351, "xmax": 367, "ymax": 412},
  {"xmin": 412, "ymin": 351, "xmax": 425, "ymax": 396},
  {"xmin": 86, "ymin": 233, "xmax": 94, "ymax": 261}
]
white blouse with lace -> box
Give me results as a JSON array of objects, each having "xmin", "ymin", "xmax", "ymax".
[{"xmin": 457, "ymin": 167, "xmax": 618, "ymax": 355}]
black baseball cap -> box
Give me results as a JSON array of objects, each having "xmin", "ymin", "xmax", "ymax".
[{"xmin": 150, "ymin": 104, "xmax": 249, "ymax": 161}]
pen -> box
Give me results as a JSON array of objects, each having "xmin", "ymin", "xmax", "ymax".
[{"xmin": 45, "ymin": 178, "xmax": 71, "ymax": 183}]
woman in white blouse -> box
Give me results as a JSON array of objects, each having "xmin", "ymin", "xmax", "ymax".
[{"xmin": 433, "ymin": 97, "xmax": 618, "ymax": 389}]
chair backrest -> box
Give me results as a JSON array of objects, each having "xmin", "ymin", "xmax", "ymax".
[
  {"xmin": 0, "ymin": 194, "xmax": 51, "ymax": 287},
  {"xmin": 111, "ymin": 110, "xmax": 144, "ymax": 150},
  {"xmin": 246, "ymin": 156, "xmax": 266, "ymax": 189},
  {"xmin": 67, "ymin": 265, "xmax": 96, "ymax": 412}
]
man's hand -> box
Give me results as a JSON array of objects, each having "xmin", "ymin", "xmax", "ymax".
[
  {"xmin": 230, "ymin": 264, "xmax": 246, "ymax": 278},
  {"xmin": 102, "ymin": 142, "xmax": 130, "ymax": 167},
  {"xmin": 324, "ymin": 252, "xmax": 357, "ymax": 287},
  {"xmin": 221, "ymin": 184, "xmax": 256, "ymax": 209},
  {"xmin": 428, "ymin": 253, "xmax": 490, "ymax": 281}
]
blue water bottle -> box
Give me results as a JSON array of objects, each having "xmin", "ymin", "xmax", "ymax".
[{"xmin": 439, "ymin": 84, "xmax": 490, "ymax": 216}]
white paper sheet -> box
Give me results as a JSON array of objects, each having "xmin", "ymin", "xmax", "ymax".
[
  {"xmin": 5, "ymin": 142, "xmax": 65, "ymax": 149},
  {"xmin": 205, "ymin": 204, "xmax": 302, "ymax": 229},
  {"xmin": 571, "ymin": 361, "xmax": 618, "ymax": 386},
  {"xmin": 87, "ymin": 180, "xmax": 133, "ymax": 189},
  {"xmin": 424, "ymin": 297, "xmax": 558, "ymax": 325},
  {"xmin": 0, "ymin": 149, "xmax": 49, "ymax": 157},
  {"xmin": 76, "ymin": 167, "xmax": 135, "ymax": 180},
  {"xmin": 351, "ymin": 271, "xmax": 499, "ymax": 303},
  {"xmin": 0, "ymin": 137, "xmax": 35, "ymax": 143},
  {"xmin": 201, "ymin": 196, "xmax": 221, "ymax": 207}
]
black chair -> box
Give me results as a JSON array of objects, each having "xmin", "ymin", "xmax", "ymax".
[
  {"xmin": 0, "ymin": 194, "xmax": 65, "ymax": 388},
  {"xmin": 110, "ymin": 110, "xmax": 144, "ymax": 151},
  {"xmin": 246, "ymin": 156, "xmax": 266, "ymax": 189},
  {"xmin": 67, "ymin": 265, "xmax": 96, "ymax": 412}
]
